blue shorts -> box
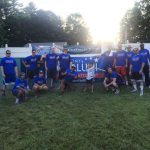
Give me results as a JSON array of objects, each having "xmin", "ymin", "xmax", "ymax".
[
  {"xmin": 4, "ymin": 74, "xmax": 16, "ymax": 84},
  {"xmin": 12, "ymin": 89, "xmax": 19, "ymax": 96}
]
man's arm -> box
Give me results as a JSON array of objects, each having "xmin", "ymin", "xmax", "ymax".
[
  {"xmin": 140, "ymin": 62, "xmax": 145, "ymax": 74},
  {"xmin": 0, "ymin": 66, "xmax": 5, "ymax": 78},
  {"xmin": 15, "ymin": 66, "xmax": 18, "ymax": 77}
]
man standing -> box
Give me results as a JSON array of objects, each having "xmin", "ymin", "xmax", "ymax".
[
  {"xmin": 45, "ymin": 47, "xmax": 58, "ymax": 88},
  {"xmin": 139, "ymin": 43, "xmax": 150, "ymax": 87},
  {"xmin": 114, "ymin": 44, "xmax": 128, "ymax": 85},
  {"xmin": 0, "ymin": 50, "xmax": 18, "ymax": 96},
  {"xmin": 129, "ymin": 48, "xmax": 145, "ymax": 96},
  {"xmin": 22, "ymin": 49, "xmax": 41, "ymax": 88},
  {"xmin": 58, "ymin": 48, "xmax": 71, "ymax": 88}
]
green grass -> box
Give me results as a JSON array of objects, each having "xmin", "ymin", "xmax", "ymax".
[{"xmin": 0, "ymin": 87, "xmax": 150, "ymax": 150}]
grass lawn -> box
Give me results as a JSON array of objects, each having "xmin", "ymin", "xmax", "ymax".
[{"xmin": 0, "ymin": 87, "xmax": 150, "ymax": 150}]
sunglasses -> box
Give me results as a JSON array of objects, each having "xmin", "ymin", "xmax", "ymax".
[{"xmin": 6, "ymin": 53, "xmax": 11, "ymax": 54}]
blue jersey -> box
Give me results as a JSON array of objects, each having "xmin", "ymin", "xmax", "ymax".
[
  {"xmin": 114, "ymin": 50, "xmax": 127, "ymax": 66},
  {"xmin": 139, "ymin": 49, "xmax": 149, "ymax": 65},
  {"xmin": 59, "ymin": 53, "xmax": 71, "ymax": 70},
  {"xmin": 24, "ymin": 55, "xmax": 41, "ymax": 70},
  {"xmin": 130, "ymin": 54, "xmax": 144, "ymax": 72},
  {"xmin": 127, "ymin": 51, "xmax": 134, "ymax": 64},
  {"xmin": 103, "ymin": 51, "xmax": 114, "ymax": 68},
  {"xmin": 13, "ymin": 78, "xmax": 28, "ymax": 90},
  {"xmin": 106, "ymin": 71, "xmax": 122, "ymax": 85},
  {"xmin": 64, "ymin": 69, "xmax": 77, "ymax": 82},
  {"xmin": 33, "ymin": 76, "xmax": 46, "ymax": 85},
  {"xmin": 0, "ymin": 57, "xmax": 17, "ymax": 74},
  {"xmin": 46, "ymin": 53, "xmax": 58, "ymax": 69}
]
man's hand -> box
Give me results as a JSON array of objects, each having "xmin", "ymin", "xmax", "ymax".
[
  {"xmin": 129, "ymin": 71, "xmax": 132, "ymax": 76},
  {"xmin": 26, "ymin": 65, "xmax": 30, "ymax": 68},
  {"xmin": 2, "ymin": 73, "xmax": 5, "ymax": 78},
  {"xmin": 139, "ymin": 70, "xmax": 143, "ymax": 74}
]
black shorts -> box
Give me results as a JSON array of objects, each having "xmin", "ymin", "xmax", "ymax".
[
  {"xmin": 86, "ymin": 78, "xmax": 94, "ymax": 84},
  {"xmin": 47, "ymin": 68, "xmax": 57, "ymax": 79},
  {"xmin": 131, "ymin": 72, "xmax": 142, "ymax": 80},
  {"xmin": 27, "ymin": 69, "xmax": 36, "ymax": 79},
  {"xmin": 59, "ymin": 69, "xmax": 67, "ymax": 80}
]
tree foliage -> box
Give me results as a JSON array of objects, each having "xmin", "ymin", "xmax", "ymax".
[
  {"xmin": 120, "ymin": 0, "xmax": 150, "ymax": 43},
  {"xmin": 0, "ymin": 0, "xmax": 91, "ymax": 47}
]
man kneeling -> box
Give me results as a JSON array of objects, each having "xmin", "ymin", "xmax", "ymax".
[
  {"xmin": 103, "ymin": 66, "xmax": 120, "ymax": 94},
  {"xmin": 33, "ymin": 70, "xmax": 48, "ymax": 97},
  {"xmin": 60, "ymin": 64, "xmax": 78, "ymax": 94},
  {"xmin": 12, "ymin": 72, "xmax": 29, "ymax": 104}
]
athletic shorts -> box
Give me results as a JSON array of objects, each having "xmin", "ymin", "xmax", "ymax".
[
  {"xmin": 86, "ymin": 78, "xmax": 94, "ymax": 84},
  {"xmin": 27, "ymin": 69, "xmax": 36, "ymax": 79},
  {"xmin": 116, "ymin": 66, "xmax": 126, "ymax": 76},
  {"xmin": 12, "ymin": 89, "xmax": 19, "ymax": 96},
  {"xmin": 47, "ymin": 68, "xmax": 57, "ymax": 79},
  {"xmin": 4, "ymin": 74, "xmax": 16, "ymax": 84},
  {"xmin": 59, "ymin": 68, "xmax": 67, "ymax": 80},
  {"xmin": 131, "ymin": 72, "xmax": 142, "ymax": 81}
]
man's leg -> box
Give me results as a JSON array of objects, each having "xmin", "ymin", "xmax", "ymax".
[
  {"xmin": 60, "ymin": 80, "xmax": 65, "ymax": 94},
  {"xmin": 33, "ymin": 85, "xmax": 40, "ymax": 97},
  {"xmin": 143, "ymin": 65, "xmax": 150, "ymax": 87}
]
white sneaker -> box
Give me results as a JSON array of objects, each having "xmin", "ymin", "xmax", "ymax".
[
  {"xmin": 15, "ymin": 98, "xmax": 19, "ymax": 105},
  {"xmin": 131, "ymin": 89, "xmax": 137, "ymax": 93},
  {"xmin": 140, "ymin": 91, "xmax": 143, "ymax": 96},
  {"xmin": 115, "ymin": 89, "xmax": 120, "ymax": 94}
]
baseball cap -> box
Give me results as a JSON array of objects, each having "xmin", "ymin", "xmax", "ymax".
[
  {"xmin": 39, "ymin": 70, "xmax": 44, "ymax": 74},
  {"xmin": 6, "ymin": 50, "xmax": 11, "ymax": 54},
  {"xmin": 71, "ymin": 64, "xmax": 76, "ymax": 68}
]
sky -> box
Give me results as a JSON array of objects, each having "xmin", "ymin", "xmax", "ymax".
[{"xmin": 19, "ymin": 0, "xmax": 136, "ymax": 43}]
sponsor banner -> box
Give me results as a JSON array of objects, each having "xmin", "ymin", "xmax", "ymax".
[{"xmin": 71, "ymin": 54, "xmax": 105, "ymax": 82}]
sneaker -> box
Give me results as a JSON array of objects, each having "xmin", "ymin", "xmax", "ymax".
[
  {"xmin": 115, "ymin": 89, "xmax": 120, "ymax": 94},
  {"xmin": 131, "ymin": 89, "xmax": 137, "ymax": 93},
  {"xmin": 140, "ymin": 91, "xmax": 143, "ymax": 96}
]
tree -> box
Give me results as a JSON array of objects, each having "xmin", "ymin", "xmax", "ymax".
[
  {"xmin": 120, "ymin": 0, "xmax": 150, "ymax": 43},
  {"xmin": 65, "ymin": 13, "xmax": 91, "ymax": 45}
]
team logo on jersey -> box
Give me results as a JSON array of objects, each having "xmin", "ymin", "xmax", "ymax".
[{"xmin": 5, "ymin": 60, "xmax": 14, "ymax": 63}]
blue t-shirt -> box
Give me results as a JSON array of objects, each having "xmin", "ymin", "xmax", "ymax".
[
  {"xmin": 24, "ymin": 55, "xmax": 41, "ymax": 70},
  {"xmin": 114, "ymin": 50, "xmax": 127, "ymax": 66},
  {"xmin": 130, "ymin": 54, "xmax": 144, "ymax": 72},
  {"xmin": 105, "ymin": 71, "xmax": 122, "ymax": 85},
  {"xmin": 33, "ymin": 76, "xmax": 46, "ymax": 85},
  {"xmin": 0, "ymin": 57, "xmax": 17, "ymax": 74},
  {"xmin": 46, "ymin": 53, "xmax": 58, "ymax": 69},
  {"xmin": 127, "ymin": 51, "xmax": 134, "ymax": 65},
  {"xmin": 139, "ymin": 49, "xmax": 149, "ymax": 65},
  {"xmin": 59, "ymin": 53, "xmax": 71, "ymax": 70},
  {"xmin": 102, "ymin": 51, "xmax": 114, "ymax": 68},
  {"xmin": 64, "ymin": 69, "xmax": 77, "ymax": 82},
  {"xmin": 13, "ymin": 78, "xmax": 28, "ymax": 90}
]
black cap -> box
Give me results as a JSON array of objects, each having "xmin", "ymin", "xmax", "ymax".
[{"xmin": 6, "ymin": 50, "xmax": 11, "ymax": 54}]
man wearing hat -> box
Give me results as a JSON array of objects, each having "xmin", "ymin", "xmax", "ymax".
[
  {"xmin": 22, "ymin": 49, "xmax": 41, "ymax": 88},
  {"xmin": 129, "ymin": 47, "xmax": 145, "ymax": 96},
  {"xmin": 32, "ymin": 70, "xmax": 48, "ymax": 97},
  {"xmin": 139, "ymin": 42, "xmax": 150, "ymax": 87},
  {"xmin": 60, "ymin": 64, "xmax": 78, "ymax": 94},
  {"xmin": 0, "ymin": 50, "xmax": 18, "ymax": 96},
  {"xmin": 12, "ymin": 72, "xmax": 29, "ymax": 104}
]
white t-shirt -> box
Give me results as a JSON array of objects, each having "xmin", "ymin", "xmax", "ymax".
[{"xmin": 86, "ymin": 66, "xmax": 95, "ymax": 80}]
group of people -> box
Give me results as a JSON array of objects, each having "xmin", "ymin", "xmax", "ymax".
[
  {"xmin": 103, "ymin": 43, "xmax": 150, "ymax": 96},
  {"xmin": 0, "ymin": 42, "xmax": 149, "ymax": 104}
]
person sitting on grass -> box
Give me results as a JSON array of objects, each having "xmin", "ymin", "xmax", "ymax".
[
  {"xmin": 103, "ymin": 66, "xmax": 120, "ymax": 94},
  {"xmin": 12, "ymin": 72, "xmax": 29, "ymax": 105},
  {"xmin": 32, "ymin": 70, "xmax": 48, "ymax": 97},
  {"xmin": 60, "ymin": 64, "xmax": 78, "ymax": 94},
  {"xmin": 84, "ymin": 62, "xmax": 95, "ymax": 93}
]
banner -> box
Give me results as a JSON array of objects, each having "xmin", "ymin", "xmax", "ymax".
[{"xmin": 71, "ymin": 54, "xmax": 105, "ymax": 82}]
